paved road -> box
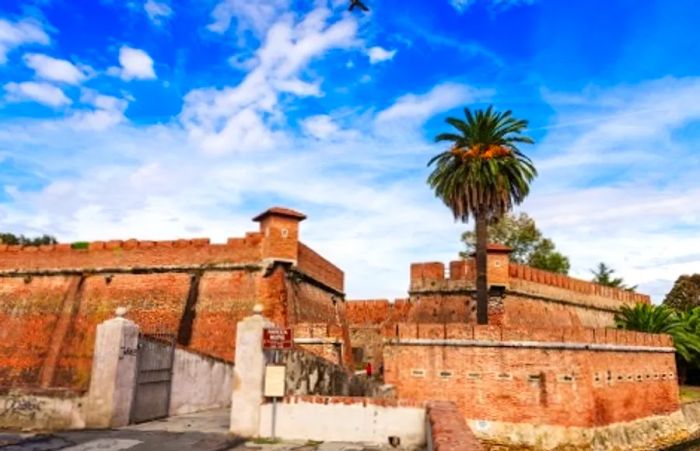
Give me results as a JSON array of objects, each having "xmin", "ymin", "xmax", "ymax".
[
  {"xmin": 0, "ymin": 409, "xmax": 401, "ymax": 451},
  {"xmin": 0, "ymin": 430, "xmax": 242, "ymax": 451},
  {"xmin": 0, "ymin": 409, "xmax": 240, "ymax": 451}
]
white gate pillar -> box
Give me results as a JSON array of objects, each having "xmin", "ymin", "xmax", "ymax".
[
  {"xmin": 85, "ymin": 307, "xmax": 139, "ymax": 428},
  {"xmin": 230, "ymin": 304, "xmax": 272, "ymax": 437}
]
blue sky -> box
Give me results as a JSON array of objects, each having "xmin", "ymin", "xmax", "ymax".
[{"xmin": 1, "ymin": 0, "xmax": 700, "ymax": 301}]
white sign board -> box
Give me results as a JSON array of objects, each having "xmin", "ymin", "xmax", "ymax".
[{"xmin": 264, "ymin": 365, "xmax": 286, "ymax": 398}]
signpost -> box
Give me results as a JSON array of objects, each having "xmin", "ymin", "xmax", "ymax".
[
  {"xmin": 262, "ymin": 327, "xmax": 292, "ymax": 440},
  {"xmin": 263, "ymin": 328, "xmax": 293, "ymax": 350}
]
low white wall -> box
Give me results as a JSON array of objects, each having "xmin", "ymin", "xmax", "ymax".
[
  {"xmin": 0, "ymin": 391, "xmax": 86, "ymax": 431},
  {"xmin": 169, "ymin": 348, "xmax": 234, "ymax": 416},
  {"xmin": 259, "ymin": 399, "xmax": 426, "ymax": 447}
]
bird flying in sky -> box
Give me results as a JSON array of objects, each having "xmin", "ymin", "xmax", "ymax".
[{"xmin": 349, "ymin": 0, "xmax": 370, "ymax": 12}]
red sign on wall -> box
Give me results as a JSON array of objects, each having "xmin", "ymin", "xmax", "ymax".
[{"xmin": 263, "ymin": 328, "xmax": 293, "ymax": 350}]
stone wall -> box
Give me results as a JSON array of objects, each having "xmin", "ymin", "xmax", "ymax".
[{"xmin": 278, "ymin": 348, "xmax": 383, "ymax": 397}]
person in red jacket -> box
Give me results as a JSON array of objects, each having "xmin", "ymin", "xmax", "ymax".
[{"xmin": 365, "ymin": 361, "xmax": 373, "ymax": 377}]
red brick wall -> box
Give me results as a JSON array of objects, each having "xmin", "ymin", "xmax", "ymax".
[
  {"xmin": 346, "ymin": 299, "xmax": 412, "ymax": 367},
  {"xmin": 345, "ymin": 299, "xmax": 412, "ymax": 325},
  {"xmin": 191, "ymin": 270, "xmax": 260, "ymax": 362},
  {"xmin": 428, "ymin": 401, "xmax": 484, "ymax": 451},
  {"xmin": 383, "ymin": 324, "xmax": 679, "ymax": 427},
  {"xmin": 288, "ymin": 281, "xmax": 339, "ymax": 324},
  {"xmin": 297, "ymin": 243, "xmax": 344, "ymax": 292},
  {"xmin": 509, "ymin": 263, "xmax": 650, "ymax": 305},
  {"xmin": 407, "ymin": 294, "xmax": 475, "ymax": 323},
  {"xmin": 54, "ymin": 273, "xmax": 192, "ymax": 389},
  {"xmin": 293, "ymin": 323, "xmax": 347, "ymax": 365},
  {"xmin": 501, "ymin": 295, "xmax": 615, "ymax": 328},
  {"xmin": 0, "ymin": 276, "xmax": 75, "ymax": 387},
  {"xmin": 403, "ymin": 255, "xmax": 651, "ymax": 328},
  {"xmin": 0, "ymin": 238, "xmax": 261, "ymax": 271},
  {"xmin": 0, "ymin": 208, "xmax": 350, "ymax": 388},
  {"xmin": 259, "ymin": 215, "xmax": 301, "ymax": 262}
]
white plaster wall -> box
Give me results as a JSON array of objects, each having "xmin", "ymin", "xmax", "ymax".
[
  {"xmin": 169, "ymin": 348, "xmax": 234, "ymax": 416},
  {"xmin": 0, "ymin": 393, "xmax": 86, "ymax": 431},
  {"xmin": 259, "ymin": 401, "xmax": 426, "ymax": 447}
]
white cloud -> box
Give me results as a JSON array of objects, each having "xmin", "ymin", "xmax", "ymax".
[
  {"xmin": 301, "ymin": 115, "xmax": 340, "ymax": 140},
  {"xmin": 375, "ymin": 82, "xmax": 489, "ymax": 124},
  {"xmin": 110, "ymin": 46, "xmax": 157, "ymax": 81},
  {"xmin": 181, "ymin": 5, "xmax": 358, "ymax": 155},
  {"xmin": 64, "ymin": 89, "xmax": 129, "ymax": 131},
  {"xmin": 144, "ymin": 0, "xmax": 173, "ymax": 25},
  {"xmin": 23, "ymin": 54, "xmax": 90, "ymax": 85},
  {"xmin": 207, "ymin": 0, "xmax": 289, "ymax": 36},
  {"xmin": 0, "ymin": 18, "xmax": 49, "ymax": 64},
  {"xmin": 4, "ymin": 81, "xmax": 71, "ymax": 107},
  {"xmin": 367, "ymin": 46, "xmax": 396, "ymax": 64},
  {"xmin": 522, "ymin": 76, "xmax": 700, "ymax": 301}
]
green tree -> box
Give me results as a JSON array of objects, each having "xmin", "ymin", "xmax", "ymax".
[
  {"xmin": 664, "ymin": 274, "xmax": 700, "ymax": 312},
  {"xmin": 615, "ymin": 303, "xmax": 700, "ymax": 364},
  {"xmin": 0, "ymin": 233, "xmax": 57, "ymax": 246},
  {"xmin": 461, "ymin": 212, "xmax": 570, "ymax": 274},
  {"xmin": 428, "ymin": 106, "xmax": 537, "ymax": 324},
  {"xmin": 590, "ymin": 262, "xmax": 637, "ymax": 291}
]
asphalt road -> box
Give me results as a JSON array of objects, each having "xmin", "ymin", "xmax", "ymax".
[{"xmin": 0, "ymin": 430, "xmax": 244, "ymax": 451}]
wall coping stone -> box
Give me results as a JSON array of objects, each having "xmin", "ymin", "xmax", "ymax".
[{"xmin": 384, "ymin": 338, "xmax": 675, "ymax": 353}]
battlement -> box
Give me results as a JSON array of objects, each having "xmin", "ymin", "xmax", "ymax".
[
  {"xmin": 0, "ymin": 208, "xmax": 347, "ymax": 284},
  {"xmin": 346, "ymin": 299, "xmax": 412, "ymax": 326},
  {"xmin": 0, "ymin": 234, "xmax": 264, "ymax": 272},
  {"xmin": 508, "ymin": 263, "xmax": 650, "ymax": 305},
  {"xmin": 410, "ymin": 257, "xmax": 650, "ymax": 309},
  {"xmin": 0, "ymin": 235, "xmax": 263, "ymax": 252},
  {"xmin": 382, "ymin": 322, "xmax": 673, "ymax": 348}
]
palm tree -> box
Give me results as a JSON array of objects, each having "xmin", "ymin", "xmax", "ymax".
[
  {"xmin": 428, "ymin": 106, "xmax": 537, "ymax": 324},
  {"xmin": 615, "ymin": 303, "xmax": 700, "ymax": 363}
]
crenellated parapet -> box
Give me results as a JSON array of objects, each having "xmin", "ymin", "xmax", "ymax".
[
  {"xmin": 409, "ymin": 246, "xmax": 649, "ymax": 313},
  {"xmin": 508, "ymin": 263, "xmax": 650, "ymax": 305}
]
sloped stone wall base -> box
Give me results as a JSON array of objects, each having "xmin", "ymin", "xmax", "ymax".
[{"xmin": 470, "ymin": 410, "xmax": 691, "ymax": 450}]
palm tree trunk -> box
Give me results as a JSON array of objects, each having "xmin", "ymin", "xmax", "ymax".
[{"xmin": 475, "ymin": 213, "xmax": 488, "ymax": 324}]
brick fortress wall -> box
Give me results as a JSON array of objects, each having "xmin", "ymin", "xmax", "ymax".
[
  {"xmin": 346, "ymin": 245, "xmax": 652, "ymax": 370},
  {"xmin": 407, "ymin": 247, "xmax": 650, "ymax": 327},
  {"xmin": 0, "ymin": 207, "xmax": 349, "ymax": 391},
  {"xmin": 383, "ymin": 324, "xmax": 679, "ymax": 429}
]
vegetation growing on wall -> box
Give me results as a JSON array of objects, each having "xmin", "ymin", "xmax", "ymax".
[{"xmin": 0, "ymin": 233, "xmax": 57, "ymax": 246}]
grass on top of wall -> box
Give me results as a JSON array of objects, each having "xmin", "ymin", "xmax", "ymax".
[{"xmin": 680, "ymin": 386, "xmax": 700, "ymax": 403}]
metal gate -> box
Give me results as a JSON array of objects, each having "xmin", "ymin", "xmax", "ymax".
[{"xmin": 130, "ymin": 333, "xmax": 176, "ymax": 424}]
